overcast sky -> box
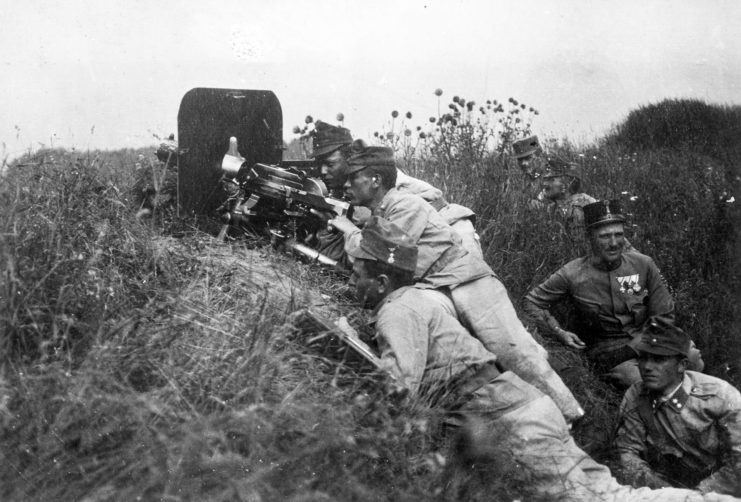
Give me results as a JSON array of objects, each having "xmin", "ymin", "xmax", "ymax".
[{"xmin": 2, "ymin": 0, "xmax": 740, "ymax": 158}]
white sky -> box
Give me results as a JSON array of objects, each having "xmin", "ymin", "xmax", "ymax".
[{"xmin": 1, "ymin": 0, "xmax": 740, "ymax": 158}]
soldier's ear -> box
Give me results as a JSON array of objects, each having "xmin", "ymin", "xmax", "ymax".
[{"xmin": 377, "ymin": 274, "xmax": 390, "ymax": 295}]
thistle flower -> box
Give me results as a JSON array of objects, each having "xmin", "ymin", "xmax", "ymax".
[
  {"xmin": 520, "ymin": 104, "xmax": 526, "ymax": 109},
  {"xmin": 434, "ymin": 88, "xmax": 443, "ymax": 96},
  {"xmin": 429, "ymin": 117, "xmax": 436, "ymax": 123},
  {"xmin": 416, "ymin": 125, "xmax": 422, "ymax": 131},
  {"xmin": 292, "ymin": 126, "xmax": 301, "ymax": 134},
  {"xmin": 374, "ymin": 131, "xmax": 379, "ymax": 137},
  {"xmin": 391, "ymin": 110, "xmax": 399, "ymax": 118},
  {"xmin": 419, "ymin": 131, "xmax": 427, "ymax": 139},
  {"xmin": 466, "ymin": 102, "xmax": 475, "ymax": 111},
  {"xmin": 404, "ymin": 128, "xmax": 412, "ymax": 137},
  {"xmin": 386, "ymin": 132, "xmax": 394, "ymax": 140},
  {"xmin": 453, "ymin": 96, "xmax": 460, "ymax": 104},
  {"xmin": 336, "ymin": 113, "xmax": 345, "ymax": 122},
  {"xmin": 406, "ymin": 111, "xmax": 412, "ymax": 119},
  {"xmin": 305, "ymin": 115, "xmax": 313, "ymax": 124}
]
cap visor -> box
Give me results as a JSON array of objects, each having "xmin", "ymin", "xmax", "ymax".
[
  {"xmin": 311, "ymin": 144, "xmax": 343, "ymax": 159},
  {"xmin": 346, "ymin": 240, "xmax": 377, "ymax": 261},
  {"xmin": 634, "ymin": 343, "xmax": 684, "ymax": 357}
]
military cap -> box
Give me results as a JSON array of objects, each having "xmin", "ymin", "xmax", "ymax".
[
  {"xmin": 512, "ymin": 135, "xmax": 543, "ymax": 159},
  {"xmin": 542, "ymin": 157, "xmax": 581, "ymax": 180},
  {"xmin": 346, "ymin": 216, "xmax": 417, "ymax": 272},
  {"xmin": 632, "ymin": 316, "xmax": 691, "ymax": 358},
  {"xmin": 584, "ymin": 199, "xmax": 626, "ymax": 229},
  {"xmin": 345, "ymin": 146, "xmax": 396, "ymax": 176},
  {"xmin": 312, "ymin": 121, "xmax": 353, "ymax": 159}
]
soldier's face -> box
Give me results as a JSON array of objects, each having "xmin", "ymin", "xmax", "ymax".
[
  {"xmin": 352, "ymin": 260, "xmax": 383, "ymax": 309},
  {"xmin": 319, "ymin": 150, "xmax": 348, "ymax": 189},
  {"xmin": 589, "ymin": 223, "xmax": 625, "ymax": 265},
  {"xmin": 518, "ymin": 154, "xmax": 546, "ymax": 180},
  {"xmin": 344, "ymin": 169, "xmax": 378, "ymax": 207},
  {"xmin": 638, "ymin": 352, "xmax": 687, "ymax": 393},
  {"xmin": 541, "ymin": 176, "xmax": 567, "ymax": 201}
]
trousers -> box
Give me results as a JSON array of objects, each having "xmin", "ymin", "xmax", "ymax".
[{"xmin": 434, "ymin": 275, "xmax": 584, "ymax": 423}]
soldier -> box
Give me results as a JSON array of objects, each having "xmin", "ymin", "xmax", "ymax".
[
  {"xmin": 522, "ymin": 199, "xmax": 703, "ymax": 388},
  {"xmin": 311, "ymin": 121, "xmax": 483, "ymax": 259},
  {"xmin": 615, "ymin": 318, "xmax": 741, "ymax": 496},
  {"xmin": 329, "ymin": 145, "xmax": 585, "ymax": 424},
  {"xmin": 345, "ymin": 217, "xmax": 735, "ymax": 501},
  {"xmin": 538, "ymin": 158, "xmax": 597, "ymax": 248}
]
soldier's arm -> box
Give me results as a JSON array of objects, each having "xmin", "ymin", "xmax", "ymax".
[
  {"xmin": 374, "ymin": 302, "xmax": 429, "ymax": 397},
  {"xmin": 645, "ymin": 257, "xmax": 675, "ymax": 320},
  {"xmin": 614, "ymin": 387, "xmax": 674, "ymax": 489},
  {"xmin": 381, "ymin": 195, "xmax": 434, "ymax": 244},
  {"xmin": 521, "ymin": 267, "xmax": 571, "ymax": 336},
  {"xmin": 695, "ymin": 385, "xmax": 741, "ymax": 495}
]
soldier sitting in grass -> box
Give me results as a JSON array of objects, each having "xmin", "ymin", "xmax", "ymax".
[
  {"xmin": 615, "ymin": 317, "xmax": 741, "ymax": 496},
  {"xmin": 523, "ymin": 199, "xmax": 703, "ymax": 388},
  {"xmin": 344, "ymin": 216, "xmax": 734, "ymax": 501}
]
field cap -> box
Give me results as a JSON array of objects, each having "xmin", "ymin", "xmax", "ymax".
[
  {"xmin": 345, "ymin": 146, "xmax": 395, "ymax": 176},
  {"xmin": 543, "ymin": 157, "xmax": 581, "ymax": 180},
  {"xmin": 512, "ymin": 135, "xmax": 542, "ymax": 159},
  {"xmin": 347, "ymin": 216, "xmax": 417, "ymax": 272},
  {"xmin": 584, "ymin": 200, "xmax": 626, "ymax": 229},
  {"xmin": 312, "ymin": 121, "xmax": 353, "ymax": 159},
  {"xmin": 632, "ymin": 316, "xmax": 691, "ymax": 358}
]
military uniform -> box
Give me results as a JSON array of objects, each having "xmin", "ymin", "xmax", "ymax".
[
  {"xmin": 372, "ymin": 285, "xmax": 737, "ymax": 501},
  {"xmin": 396, "ymin": 170, "xmax": 483, "ymax": 260},
  {"xmin": 523, "ymin": 250, "xmax": 677, "ymax": 385},
  {"xmin": 551, "ymin": 192, "xmax": 597, "ymax": 248},
  {"xmin": 345, "ymin": 187, "xmax": 584, "ymax": 422},
  {"xmin": 616, "ymin": 371, "xmax": 741, "ymax": 496}
]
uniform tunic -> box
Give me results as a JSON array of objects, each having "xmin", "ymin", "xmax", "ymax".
[
  {"xmin": 615, "ymin": 371, "xmax": 741, "ymax": 496},
  {"xmin": 523, "ymin": 251, "xmax": 674, "ymax": 361}
]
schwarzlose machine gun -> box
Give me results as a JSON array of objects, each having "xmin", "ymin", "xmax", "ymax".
[{"xmin": 175, "ymin": 88, "xmax": 350, "ymax": 266}]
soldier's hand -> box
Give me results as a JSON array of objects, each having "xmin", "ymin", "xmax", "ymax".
[
  {"xmin": 328, "ymin": 215, "xmax": 358, "ymax": 235},
  {"xmin": 309, "ymin": 208, "xmax": 335, "ymax": 222},
  {"xmin": 555, "ymin": 328, "xmax": 586, "ymax": 350}
]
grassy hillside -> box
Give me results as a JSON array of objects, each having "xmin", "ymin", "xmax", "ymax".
[{"xmin": 1, "ymin": 98, "xmax": 739, "ymax": 501}]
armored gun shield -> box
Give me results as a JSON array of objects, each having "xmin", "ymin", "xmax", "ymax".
[{"xmin": 177, "ymin": 88, "xmax": 283, "ymax": 215}]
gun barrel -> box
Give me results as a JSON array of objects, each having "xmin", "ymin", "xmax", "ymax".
[{"xmin": 289, "ymin": 242, "xmax": 338, "ymax": 267}]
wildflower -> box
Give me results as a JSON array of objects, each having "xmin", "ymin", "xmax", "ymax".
[
  {"xmin": 305, "ymin": 115, "xmax": 313, "ymax": 124},
  {"xmin": 292, "ymin": 126, "xmax": 301, "ymax": 134},
  {"xmin": 336, "ymin": 113, "xmax": 345, "ymax": 122},
  {"xmin": 391, "ymin": 110, "xmax": 399, "ymax": 118},
  {"xmin": 630, "ymin": 196, "xmax": 639, "ymax": 201},
  {"xmin": 512, "ymin": 99, "xmax": 519, "ymax": 106},
  {"xmin": 416, "ymin": 125, "xmax": 421, "ymax": 131},
  {"xmin": 534, "ymin": 110, "xmax": 539, "ymax": 115},
  {"xmin": 404, "ymin": 129, "xmax": 412, "ymax": 137},
  {"xmin": 419, "ymin": 132, "xmax": 427, "ymax": 139},
  {"xmin": 453, "ymin": 96, "xmax": 460, "ymax": 103},
  {"xmin": 621, "ymin": 191, "xmax": 629, "ymax": 195},
  {"xmin": 386, "ymin": 132, "xmax": 394, "ymax": 140},
  {"xmin": 374, "ymin": 131, "xmax": 379, "ymax": 137},
  {"xmin": 406, "ymin": 111, "xmax": 412, "ymax": 119},
  {"xmin": 466, "ymin": 102, "xmax": 474, "ymax": 111},
  {"xmin": 508, "ymin": 97, "xmax": 514, "ymax": 103},
  {"xmin": 727, "ymin": 196, "xmax": 736, "ymax": 203},
  {"xmin": 434, "ymin": 88, "xmax": 443, "ymax": 97},
  {"xmin": 429, "ymin": 116, "xmax": 436, "ymax": 123}
]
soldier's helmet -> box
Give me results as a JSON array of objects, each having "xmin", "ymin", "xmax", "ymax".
[
  {"xmin": 347, "ymin": 216, "xmax": 417, "ymax": 273},
  {"xmin": 512, "ymin": 135, "xmax": 542, "ymax": 159},
  {"xmin": 631, "ymin": 316, "xmax": 691, "ymax": 358},
  {"xmin": 583, "ymin": 200, "xmax": 626, "ymax": 229},
  {"xmin": 312, "ymin": 121, "xmax": 353, "ymax": 159}
]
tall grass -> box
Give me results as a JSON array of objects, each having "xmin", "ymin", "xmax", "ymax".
[{"xmin": 1, "ymin": 97, "xmax": 739, "ymax": 500}]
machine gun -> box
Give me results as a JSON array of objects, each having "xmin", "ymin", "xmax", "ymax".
[{"xmin": 216, "ymin": 137, "xmax": 352, "ymax": 266}]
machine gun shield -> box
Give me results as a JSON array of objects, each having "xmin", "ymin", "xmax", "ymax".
[{"xmin": 177, "ymin": 88, "xmax": 283, "ymax": 215}]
